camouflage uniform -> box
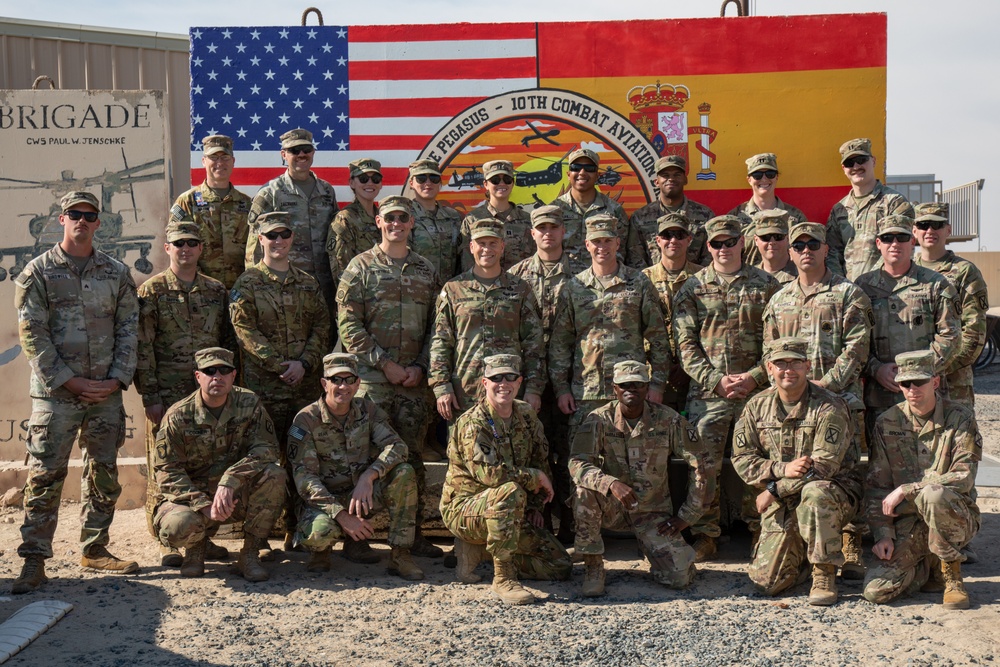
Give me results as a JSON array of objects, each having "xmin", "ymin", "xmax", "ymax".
[
  {"xmin": 458, "ymin": 202, "xmax": 535, "ymax": 272},
  {"xmin": 571, "ymin": 400, "xmax": 714, "ymax": 587},
  {"xmin": 732, "ymin": 382, "xmax": 861, "ymax": 594},
  {"xmin": 726, "ymin": 198, "xmax": 805, "ymax": 268},
  {"xmin": 327, "ymin": 199, "xmax": 380, "ymax": 293},
  {"xmin": 643, "ymin": 260, "xmax": 703, "ymax": 412},
  {"xmin": 627, "ymin": 197, "xmax": 713, "ymax": 268},
  {"xmin": 410, "ymin": 201, "xmax": 462, "ymax": 282},
  {"xmin": 169, "ymin": 183, "xmax": 252, "ymax": 288},
  {"xmin": 15, "ymin": 243, "xmax": 138, "ymax": 559},
  {"xmin": 826, "ymin": 181, "xmax": 913, "ymax": 280},
  {"xmin": 152, "ymin": 386, "xmax": 286, "ymax": 547},
  {"xmin": 288, "ymin": 395, "xmax": 417, "ymax": 550},
  {"xmin": 552, "ymin": 191, "xmax": 643, "ymax": 275},
  {"xmin": 863, "ymin": 396, "xmax": 981, "ymax": 603},
  {"xmin": 440, "ymin": 398, "xmax": 571, "ymax": 579}
]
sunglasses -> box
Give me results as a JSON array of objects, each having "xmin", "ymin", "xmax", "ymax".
[
  {"xmin": 413, "ymin": 174, "xmax": 441, "ymax": 184},
  {"xmin": 616, "ymin": 382, "xmax": 647, "ymax": 391},
  {"xmin": 790, "ymin": 239, "xmax": 823, "ymax": 252},
  {"xmin": 915, "ymin": 220, "xmax": 948, "ymax": 231},
  {"xmin": 327, "ymin": 374, "xmax": 358, "ymax": 386},
  {"xmin": 568, "ymin": 163, "xmax": 598, "ymax": 173},
  {"xmin": 486, "ymin": 373, "xmax": 520, "ymax": 383},
  {"xmin": 65, "ymin": 210, "xmax": 100, "ymax": 222},
  {"xmin": 170, "ymin": 239, "xmax": 201, "ymax": 248},
  {"xmin": 758, "ymin": 233, "xmax": 786, "ymax": 243},
  {"xmin": 356, "ymin": 174, "xmax": 382, "ymax": 184},
  {"xmin": 263, "ymin": 229, "xmax": 293, "ymax": 240},
  {"xmin": 750, "ymin": 170, "xmax": 778, "ymax": 181},
  {"xmin": 286, "ymin": 146, "xmax": 314, "ymax": 156},
  {"xmin": 771, "ymin": 359, "xmax": 807, "ymax": 370},
  {"xmin": 878, "ymin": 233, "xmax": 912, "ymax": 245},
  {"xmin": 708, "ymin": 237, "xmax": 741, "ymax": 249},
  {"xmin": 200, "ymin": 366, "xmax": 235, "ymax": 376},
  {"xmin": 842, "ymin": 155, "xmax": 870, "ymax": 169},
  {"xmin": 659, "ymin": 229, "xmax": 690, "ymax": 241},
  {"xmin": 488, "ymin": 175, "xmax": 514, "ymax": 185},
  {"xmin": 383, "ymin": 213, "xmax": 411, "ymax": 224},
  {"xmin": 899, "ymin": 378, "xmax": 931, "ymax": 389}
]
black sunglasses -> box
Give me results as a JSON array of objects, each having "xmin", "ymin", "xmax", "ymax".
[
  {"xmin": 659, "ymin": 229, "xmax": 690, "ymax": 241},
  {"xmin": 878, "ymin": 233, "xmax": 912, "ymax": 244},
  {"xmin": 200, "ymin": 366, "xmax": 235, "ymax": 376},
  {"xmin": 899, "ymin": 378, "xmax": 931, "ymax": 389},
  {"xmin": 170, "ymin": 239, "xmax": 201, "ymax": 248},
  {"xmin": 327, "ymin": 374, "xmax": 358, "ymax": 386},
  {"xmin": 263, "ymin": 229, "xmax": 293, "ymax": 240},
  {"xmin": 356, "ymin": 174, "xmax": 382, "ymax": 184},
  {"xmin": 486, "ymin": 373, "xmax": 520, "ymax": 383},
  {"xmin": 568, "ymin": 163, "xmax": 598, "ymax": 173},
  {"xmin": 915, "ymin": 220, "xmax": 948, "ymax": 231},
  {"xmin": 287, "ymin": 146, "xmax": 314, "ymax": 156},
  {"xmin": 709, "ymin": 237, "xmax": 740, "ymax": 249},
  {"xmin": 383, "ymin": 213, "xmax": 411, "ymax": 224},
  {"xmin": 790, "ymin": 239, "xmax": 823, "ymax": 252},
  {"xmin": 616, "ymin": 382, "xmax": 647, "ymax": 391},
  {"xmin": 842, "ymin": 155, "xmax": 870, "ymax": 169},
  {"xmin": 758, "ymin": 233, "xmax": 786, "ymax": 243},
  {"xmin": 414, "ymin": 174, "xmax": 441, "ymax": 184},
  {"xmin": 488, "ymin": 175, "xmax": 514, "ymax": 185},
  {"xmin": 65, "ymin": 210, "xmax": 100, "ymax": 222},
  {"xmin": 750, "ymin": 170, "xmax": 778, "ymax": 181}
]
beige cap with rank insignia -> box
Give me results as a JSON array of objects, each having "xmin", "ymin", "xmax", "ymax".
[
  {"xmin": 753, "ymin": 209, "xmax": 790, "ymax": 235},
  {"xmin": 256, "ymin": 211, "xmax": 292, "ymax": 234},
  {"xmin": 469, "ymin": 218, "xmax": 503, "ymax": 240},
  {"xmin": 657, "ymin": 212, "xmax": 690, "ymax": 234},
  {"xmin": 613, "ymin": 360, "xmax": 650, "ymax": 384},
  {"xmin": 280, "ymin": 128, "xmax": 314, "ymax": 149},
  {"xmin": 568, "ymin": 147, "xmax": 600, "ymax": 165},
  {"xmin": 484, "ymin": 354, "xmax": 521, "ymax": 376},
  {"xmin": 877, "ymin": 214, "xmax": 914, "ymax": 236},
  {"xmin": 195, "ymin": 347, "xmax": 235, "ymax": 370},
  {"xmin": 349, "ymin": 157, "xmax": 382, "ymax": 177},
  {"xmin": 839, "ymin": 138, "xmax": 872, "ymax": 161},
  {"xmin": 789, "ymin": 221, "xmax": 826, "ymax": 243},
  {"xmin": 746, "ymin": 152, "xmax": 778, "ymax": 174},
  {"xmin": 914, "ymin": 202, "xmax": 949, "ymax": 223},
  {"xmin": 60, "ymin": 191, "xmax": 100, "ymax": 211},
  {"xmin": 894, "ymin": 350, "xmax": 935, "ymax": 382},
  {"xmin": 585, "ymin": 215, "xmax": 618, "ymax": 240},
  {"xmin": 705, "ymin": 215, "xmax": 742, "ymax": 241},
  {"xmin": 530, "ymin": 204, "xmax": 563, "ymax": 228},
  {"xmin": 323, "ymin": 352, "xmax": 359, "ymax": 377},
  {"xmin": 483, "ymin": 160, "xmax": 515, "ymax": 178},
  {"xmin": 203, "ymin": 134, "xmax": 234, "ymax": 156},
  {"xmin": 379, "ymin": 195, "xmax": 412, "ymax": 217},
  {"xmin": 408, "ymin": 158, "xmax": 442, "ymax": 176},
  {"xmin": 765, "ymin": 337, "xmax": 808, "ymax": 362},
  {"xmin": 654, "ymin": 155, "xmax": 687, "ymax": 173},
  {"xmin": 165, "ymin": 220, "xmax": 202, "ymax": 243}
]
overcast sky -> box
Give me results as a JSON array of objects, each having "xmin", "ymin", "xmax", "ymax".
[{"xmin": 4, "ymin": 0, "xmax": 998, "ymax": 251}]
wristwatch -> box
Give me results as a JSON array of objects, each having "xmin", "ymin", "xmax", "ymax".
[
  {"xmin": 300, "ymin": 359, "xmax": 312, "ymax": 373},
  {"xmin": 766, "ymin": 481, "xmax": 781, "ymax": 500}
]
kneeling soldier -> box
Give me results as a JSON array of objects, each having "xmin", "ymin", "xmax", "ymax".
[{"xmin": 153, "ymin": 348, "xmax": 287, "ymax": 581}]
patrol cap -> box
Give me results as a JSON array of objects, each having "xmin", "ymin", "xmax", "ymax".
[
  {"xmin": 568, "ymin": 148, "xmax": 600, "ymax": 166},
  {"xmin": 914, "ymin": 202, "xmax": 949, "ymax": 223},
  {"xmin": 894, "ymin": 350, "xmax": 936, "ymax": 382},
  {"xmin": 202, "ymin": 134, "xmax": 234, "ymax": 156},
  {"xmin": 654, "ymin": 155, "xmax": 687, "ymax": 174},
  {"xmin": 530, "ymin": 204, "xmax": 563, "ymax": 228},
  {"xmin": 256, "ymin": 211, "xmax": 293, "ymax": 234},
  {"xmin": 408, "ymin": 158, "xmax": 441, "ymax": 177},
  {"xmin": 165, "ymin": 220, "xmax": 202, "ymax": 243},
  {"xmin": 469, "ymin": 218, "xmax": 503, "ymax": 240},
  {"xmin": 323, "ymin": 352, "xmax": 359, "ymax": 378},
  {"xmin": 280, "ymin": 128, "xmax": 314, "ymax": 150},
  {"xmin": 378, "ymin": 195, "xmax": 412, "ymax": 217},
  {"xmin": 705, "ymin": 215, "xmax": 743, "ymax": 241},
  {"xmin": 657, "ymin": 212, "xmax": 690, "ymax": 234},
  {"xmin": 877, "ymin": 215, "xmax": 914, "ymax": 236},
  {"xmin": 746, "ymin": 153, "xmax": 778, "ymax": 174},
  {"xmin": 195, "ymin": 347, "xmax": 235, "ymax": 371},
  {"xmin": 765, "ymin": 337, "xmax": 808, "ymax": 362},
  {"xmin": 484, "ymin": 354, "xmax": 521, "ymax": 376},
  {"xmin": 483, "ymin": 160, "xmax": 514, "ymax": 179},
  {"xmin": 585, "ymin": 215, "xmax": 618, "ymax": 240},
  {"xmin": 613, "ymin": 360, "xmax": 650, "ymax": 385},
  {"xmin": 60, "ymin": 191, "xmax": 100, "ymax": 212},
  {"xmin": 753, "ymin": 209, "xmax": 790, "ymax": 236},
  {"xmin": 349, "ymin": 158, "xmax": 382, "ymax": 178},
  {"xmin": 789, "ymin": 222, "xmax": 827, "ymax": 244},
  {"xmin": 839, "ymin": 138, "xmax": 872, "ymax": 161}
]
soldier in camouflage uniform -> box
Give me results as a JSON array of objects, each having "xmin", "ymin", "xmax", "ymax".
[
  {"xmin": 627, "ymin": 155, "xmax": 713, "ymax": 268},
  {"xmin": 641, "ymin": 212, "xmax": 703, "ymax": 413},
  {"xmin": 327, "ymin": 158, "xmax": 384, "ymax": 294},
  {"xmin": 136, "ymin": 221, "xmax": 234, "ymax": 566},
  {"xmin": 732, "ymin": 338, "xmax": 861, "ymax": 605},
  {"xmin": 408, "ymin": 158, "xmax": 462, "ymax": 282},
  {"xmin": 863, "ymin": 351, "xmax": 980, "ymax": 610},
  {"xmin": 825, "ymin": 138, "xmax": 914, "ymax": 280},
  {"xmin": 750, "ymin": 210, "xmax": 797, "ymax": 285},
  {"xmin": 508, "ymin": 205, "xmax": 575, "ymax": 542},
  {"xmin": 551, "ymin": 148, "xmax": 644, "ymax": 276},
  {"xmin": 673, "ymin": 215, "xmax": 780, "ymax": 561},
  {"xmin": 440, "ymin": 354, "xmax": 571, "ymax": 605},
  {"xmin": 458, "ymin": 160, "xmax": 535, "ymax": 272},
  {"xmin": 246, "ymin": 129, "xmax": 338, "ymax": 311},
  {"xmin": 727, "ymin": 153, "xmax": 805, "ymax": 268},
  {"xmin": 913, "ymin": 202, "xmax": 988, "ymax": 409},
  {"xmin": 430, "ymin": 219, "xmax": 545, "ymax": 421},
  {"xmin": 855, "ymin": 215, "xmax": 960, "ymax": 442},
  {"xmin": 13, "ymin": 191, "xmax": 140, "ymax": 594},
  {"xmin": 287, "ymin": 353, "xmax": 424, "ymax": 580},
  {"xmin": 336, "ymin": 195, "xmax": 443, "ymax": 559},
  {"xmin": 570, "ymin": 360, "xmax": 715, "ymax": 596},
  {"xmin": 168, "ymin": 134, "xmax": 252, "ymax": 288},
  {"xmin": 152, "ymin": 348, "xmax": 286, "ymax": 582}
]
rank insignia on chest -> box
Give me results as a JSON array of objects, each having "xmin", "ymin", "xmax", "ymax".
[{"xmin": 821, "ymin": 321, "xmax": 833, "ymax": 333}]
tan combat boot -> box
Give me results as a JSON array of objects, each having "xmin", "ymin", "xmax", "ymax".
[
  {"xmin": 12, "ymin": 555, "xmax": 48, "ymax": 594},
  {"xmin": 342, "ymin": 538, "xmax": 380, "ymax": 564},
  {"xmin": 941, "ymin": 560, "xmax": 970, "ymax": 610},
  {"xmin": 237, "ymin": 536, "xmax": 270, "ymax": 582},
  {"xmin": 491, "ymin": 559, "xmax": 536, "ymax": 605},
  {"xmin": 306, "ymin": 547, "xmax": 332, "ymax": 573},
  {"xmin": 692, "ymin": 536, "xmax": 717, "ymax": 563},
  {"xmin": 81, "ymin": 546, "xmax": 140, "ymax": 574},
  {"xmin": 205, "ymin": 539, "xmax": 230, "ymax": 562},
  {"xmin": 388, "ymin": 547, "xmax": 425, "ymax": 581},
  {"xmin": 455, "ymin": 538, "xmax": 486, "ymax": 584},
  {"xmin": 840, "ymin": 530, "xmax": 865, "ymax": 580},
  {"xmin": 180, "ymin": 539, "xmax": 206, "ymax": 578},
  {"xmin": 808, "ymin": 563, "xmax": 839, "ymax": 606},
  {"xmin": 582, "ymin": 555, "xmax": 606, "ymax": 597},
  {"xmin": 160, "ymin": 545, "xmax": 183, "ymax": 567}
]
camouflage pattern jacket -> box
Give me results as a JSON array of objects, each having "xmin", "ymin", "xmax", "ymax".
[
  {"xmin": 507, "ymin": 253, "xmax": 573, "ymax": 348},
  {"xmin": 627, "ymin": 196, "xmax": 713, "ymax": 268},
  {"xmin": 410, "ymin": 200, "xmax": 462, "ymax": 282},
  {"xmin": 169, "ymin": 182, "xmax": 252, "ymax": 287},
  {"xmin": 826, "ymin": 181, "xmax": 913, "ymax": 280},
  {"xmin": 552, "ymin": 191, "xmax": 642, "ymax": 276},
  {"xmin": 458, "ymin": 201, "xmax": 535, "ymax": 272},
  {"xmin": 643, "ymin": 260, "xmax": 703, "ymax": 361},
  {"xmin": 327, "ymin": 199, "xmax": 379, "ymax": 293}
]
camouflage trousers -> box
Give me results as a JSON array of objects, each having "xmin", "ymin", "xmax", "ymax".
[
  {"xmin": 863, "ymin": 484, "xmax": 980, "ymax": 604},
  {"xmin": 442, "ymin": 482, "xmax": 572, "ymax": 581},
  {"xmin": 750, "ymin": 480, "xmax": 856, "ymax": 595},
  {"xmin": 358, "ymin": 382, "xmax": 430, "ymax": 521},
  {"xmin": 574, "ymin": 486, "xmax": 696, "ymax": 588},
  {"xmin": 154, "ymin": 462, "xmax": 287, "ymax": 549},
  {"xmin": 257, "ymin": 386, "xmax": 318, "ymax": 535},
  {"xmin": 538, "ymin": 385, "xmax": 573, "ymax": 531},
  {"xmin": 943, "ymin": 366, "xmax": 974, "ymax": 410},
  {"xmin": 18, "ymin": 395, "xmax": 127, "ymax": 559},
  {"xmin": 296, "ymin": 462, "xmax": 418, "ymax": 550}
]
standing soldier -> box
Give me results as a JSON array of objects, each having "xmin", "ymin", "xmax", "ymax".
[
  {"xmin": 168, "ymin": 134, "xmax": 252, "ymax": 287},
  {"xmin": 408, "ymin": 158, "xmax": 462, "ymax": 282},
  {"xmin": 750, "ymin": 210, "xmax": 797, "ymax": 285},
  {"xmin": 458, "ymin": 160, "xmax": 535, "ymax": 272},
  {"xmin": 336, "ymin": 195, "xmax": 443, "ymax": 560},
  {"xmin": 12, "ymin": 191, "xmax": 139, "ymax": 594},
  {"xmin": 136, "ymin": 221, "xmax": 234, "ymax": 567},
  {"xmin": 430, "ymin": 219, "xmax": 545, "ymax": 422},
  {"xmin": 440, "ymin": 354, "xmax": 571, "ymax": 605},
  {"xmin": 327, "ymin": 158, "xmax": 384, "ymax": 293},
  {"xmin": 727, "ymin": 153, "xmax": 805, "ymax": 268},
  {"xmin": 913, "ymin": 202, "xmax": 988, "ymax": 409},
  {"xmin": 826, "ymin": 138, "xmax": 913, "ymax": 280},
  {"xmin": 627, "ymin": 155, "xmax": 713, "ymax": 268},
  {"xmin": 673, "ymin": 215, "xmax": 780, "ymax": 561},
  {"xmin": 864, "ymin": 351, "xmax": 980, "ymax": 610}
]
